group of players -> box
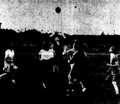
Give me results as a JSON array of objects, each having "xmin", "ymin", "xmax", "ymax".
[
  {"xmin": 0, "ymin": 36, "xmax": 88, "ymax": 103},
  {"xmin": 1, "ymin": 36, "xmax": 120, "ymax": 103}
]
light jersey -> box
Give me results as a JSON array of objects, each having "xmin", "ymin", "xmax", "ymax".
[
  {"xmin": 39, "ymin": 49, "xmax": 54, "ymax": 60},
  {"xmin": 110, "ymin": 53, "xmax": 117, "ymax": 64},
  {"xmin": 5, "ymin": 49, "xmax": 14, "ymax": 59}
]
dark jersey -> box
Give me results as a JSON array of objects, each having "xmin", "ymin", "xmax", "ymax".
[{"xmin": 70, "ymin": 51, "xmax": 87, "ymax": 81}]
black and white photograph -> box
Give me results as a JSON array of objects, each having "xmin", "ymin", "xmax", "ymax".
[{"xmin": 0, "ymin": 0, "xmax": 120, "ymax": 104}]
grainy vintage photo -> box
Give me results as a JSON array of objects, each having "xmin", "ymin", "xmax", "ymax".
[
  {"xmin": 0, "ymin": 35, "xmax": 119, "ymax": 104},
  {"xmin": 0, "ymin": 0, "xmax": 120, "ymax": 104}
]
